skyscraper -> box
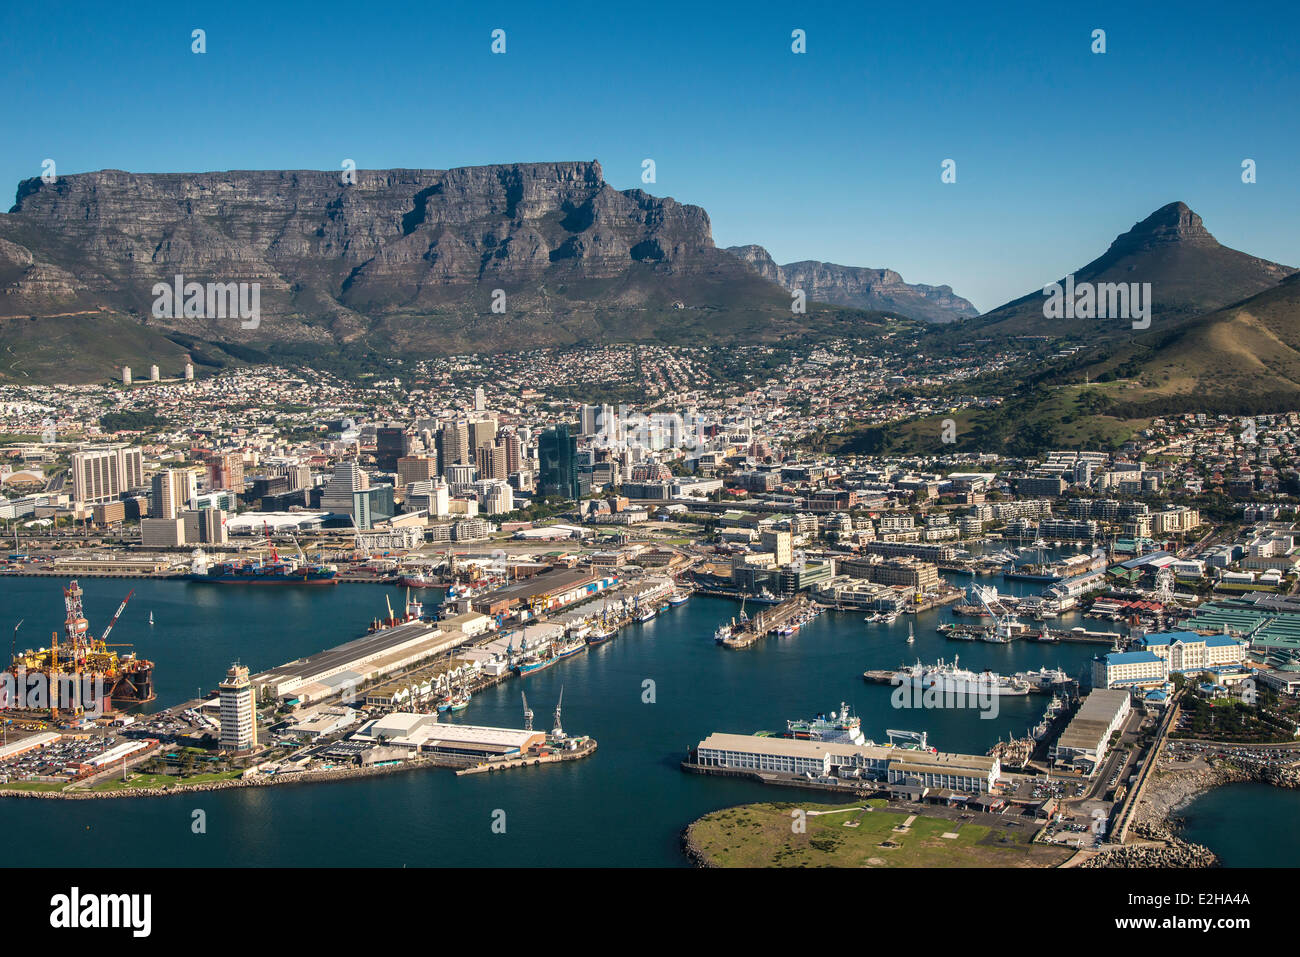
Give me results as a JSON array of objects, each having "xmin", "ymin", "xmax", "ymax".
[
  {"xmin": 150, "ymin": 469, "xmax": 187, "ymax": 519},
  {"xmin": 468, "ymin": 416, "xmax": 498, "ymax": 453},
  {"xmin": 71, "ymin": 446, "xmax": 145, "ymax": 504},
  {"xmin": 439, "ymin": 420, "xmax": 470, "ymax": 471},
  {"xmin": 497, "ymin": 429, "xmax": 521, "ymax": 475},
  {"xmin": 219, "ymin": 663, "xmax": 257, "ymax": 753},
  {"xmin": 475, "ymin": 444, "xmax": 508, "ymax": 482},
  {"xmin": 538, "ymin": 424, "xmax": 580, "ymax": 499},
  {"xmin": 376, "ymin": 426, "xmax": 410, "ymax": 471}
]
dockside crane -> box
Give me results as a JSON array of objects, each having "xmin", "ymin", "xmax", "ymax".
[
  {"xmin": 521, "ymin": 691, "xmax": 533, "ymax": 732},
  {"xmin": 551, "ymin": 686, "xmax": 565, "ymax": 740}
]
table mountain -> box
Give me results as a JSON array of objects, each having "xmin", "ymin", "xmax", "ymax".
[{"xmin": 0, "ymin": 161, "xmax": 901, "ymax": 380}]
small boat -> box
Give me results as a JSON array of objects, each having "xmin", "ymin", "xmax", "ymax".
[
  {"xmin": 906, "ymin": 623, "xmax": 915, "ymax": 645},
  {"xmin": 148, "ymin": 611, "xmax": 154, "ymax": 626}
]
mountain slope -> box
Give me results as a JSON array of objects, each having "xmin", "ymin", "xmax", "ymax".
[
  {"xmin": 0, "ymin": 162, "xmax": 906, "ymax": 380},
  {"xmin": 1075, "ymin": 273, "xmax": 1300, "ymax": 414},
  {"xmin": 726, "ymin": 244, "xmax": 977, "ymax": 323},
  {"xmin": 960, "ymin": 202, "xmax": 1295, "ymax": 340}
]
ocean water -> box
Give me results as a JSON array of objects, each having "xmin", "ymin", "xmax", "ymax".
[{"xmin": 1178, "ymin": 782, "xmax": 1300, "ymax": 867}]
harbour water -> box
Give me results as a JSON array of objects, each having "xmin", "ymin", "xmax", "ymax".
[
  {"xmin": 1179, "ymin": 783, "xmax": 1300, "ymax": 867},
  {"xmin": 0, "ymin": 572, "xmax": 1102, "ymax": 867}
]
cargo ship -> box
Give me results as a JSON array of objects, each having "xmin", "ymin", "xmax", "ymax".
[
  {"xmin": 6, "ymin": 580, "xmax": 155, "ymax": 710},
  {"xmin": 189, "ymin": 525, "xmax": 338, "ymax": 585}
]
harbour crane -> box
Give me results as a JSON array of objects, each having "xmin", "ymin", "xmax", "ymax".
[
  {"xmin": 551, "ymin": 686, "xmax": 565, "ymax": 740},
  {"xmin": 970, "ymin": 583, "xmax": 1020, "ymax": 640},
  {"xmin": 521, "ymin": 691, "xmax": 533, "ymax": 731}
]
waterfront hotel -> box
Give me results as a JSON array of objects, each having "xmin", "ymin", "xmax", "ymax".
[{"xmin": 1092, "ymin": 630, "xmax": 1247, "ymax": 691}]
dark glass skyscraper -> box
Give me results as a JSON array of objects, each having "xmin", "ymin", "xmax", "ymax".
[{"xmin": 538, "ymin": 424, "xmax": 580, "ymax": 499}]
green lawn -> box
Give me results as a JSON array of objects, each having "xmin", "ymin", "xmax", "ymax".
[
  {"xmin": 0, "ymin": 780, "xmax": 72, "ymax": 792},
  {"xmin": 688, "ymin": 801, "xmax": 1071, "ymax": 868},
  {"xmin": 89, "ymin": 769, "xmax": 244, "ymax": 791}
]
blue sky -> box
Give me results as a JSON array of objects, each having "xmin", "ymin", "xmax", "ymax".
[{"xmin": 3, "ymin": 0, "xmax": 1297, "ymax": 312}]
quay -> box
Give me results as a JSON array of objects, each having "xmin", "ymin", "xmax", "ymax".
[
  {"xmin": 721, "ymin": 595, "xmax": 813, "ymax": 649},
  {"xmin": 456, "ymin": 736, "xmax": 597, "ymax": 774}
]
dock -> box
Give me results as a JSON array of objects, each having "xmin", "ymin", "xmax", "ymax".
[
  {"xmin": 721, "ymin": 595, "xmax": 813, "ymax": 649},
  {"xmin": 455, "ymin": 737, "xmax": 597, "ymax": 774}
]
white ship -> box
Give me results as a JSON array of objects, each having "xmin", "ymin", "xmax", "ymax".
[
  {"xmin": 893, "ymin": 656, "xmax": 1031, "ymax": 696},
  {"xmin": 784, "ymin": 702, "xmax": 866, "ymax": 745},
  {"xmin": 1013, "ymin": 666, "xmax": 1072, "ymax": 690}
]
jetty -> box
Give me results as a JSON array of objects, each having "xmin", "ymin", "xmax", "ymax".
[{"xmin": 720, "ymin": 595, "xmax": 813, "ymax": 649}]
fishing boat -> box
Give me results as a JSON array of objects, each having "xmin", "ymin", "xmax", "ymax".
[
  {"xmin": 668, "ymin": 591, "xmax": 689, "ymax": 606},
  {"xmin": 637, "ymin": 606, "xmax": 656, "ymax": 623},
  {"xmin": 586, "ymin": 626, "xmax": 614, "ymax": 645}
]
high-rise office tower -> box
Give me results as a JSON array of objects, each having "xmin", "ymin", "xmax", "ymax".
[
  {"xmin": 71, "ymin": 446, "xmax": 145, "ymax": 504},
  {"xmin": 538, "ymin": 424, "xmax": 580, "ymax": 499}
]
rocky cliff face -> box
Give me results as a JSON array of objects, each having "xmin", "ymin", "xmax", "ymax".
[
  {"xmin": 0, "ymin": 161, "xmax": 788, "ymax": 353},
  {"xmin": 726, "ymin": 244, "xmax": 978, "ymax": 323}
]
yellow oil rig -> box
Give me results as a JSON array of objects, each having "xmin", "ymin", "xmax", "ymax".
[{"xmin": 7, "ymin": 580, "xmax": 155, "ymax": 714}]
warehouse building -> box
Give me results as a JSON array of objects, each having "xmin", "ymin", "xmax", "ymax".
[
  {"xmin": 351, "ymin": 713, "xmax": 545, "ymax": 759},
  {"xmin": 1052, "ymin": 689, "xmax": 1132, "ymax": 775}
]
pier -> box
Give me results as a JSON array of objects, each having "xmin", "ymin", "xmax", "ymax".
[{"xmin": 720, "ymin": 595, "xmax": 813, "ymax": 649}]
